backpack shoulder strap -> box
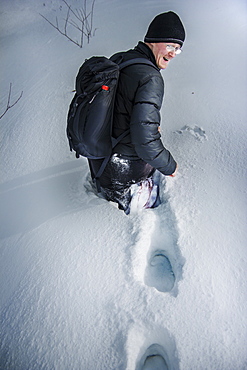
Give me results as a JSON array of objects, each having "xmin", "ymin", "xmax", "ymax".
[{"xmin": 119, "ymin": 58, "xmax": 159, "ymax": 71}]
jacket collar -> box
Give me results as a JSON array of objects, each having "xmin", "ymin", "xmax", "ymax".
[{"xmin": 134, "ymin": 41, "xmax": 158, "ymax": 68}]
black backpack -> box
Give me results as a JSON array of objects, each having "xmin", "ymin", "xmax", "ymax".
[{"xmin": 66, "ymin": 56, "xmax": 158, "ymax": 190}]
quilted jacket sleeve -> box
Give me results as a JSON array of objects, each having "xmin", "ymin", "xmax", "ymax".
[{"xmin": 130, "ymin": 74, "xmax": 177, "ymax": 175}]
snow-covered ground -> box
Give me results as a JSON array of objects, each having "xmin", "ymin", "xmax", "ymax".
[{"xmin": 1, "ymin": 0, "xmax": 247, "ymax": 369}]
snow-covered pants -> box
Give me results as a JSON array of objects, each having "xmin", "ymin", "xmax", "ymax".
[{"xmin": 88, "ymin": 154, "xmax": 161, "ymax": 213}]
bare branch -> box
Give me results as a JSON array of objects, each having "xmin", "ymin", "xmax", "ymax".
[
  {"xmin": 62, "ymin": 0, "xmax": 83, "ymax": 23},
  {"xmin": 90, "ymin": 0, "xmax": 96, "ymax": 33},
  {"xmin": 64, "ymin": 4, "xmax": 71, "ymax": 35},
  {"xmin": 0, "ymin": 84, "xmax": 23, "ymax": 120},
  {"xmin": 67, "ymin": 18, "xmax": 91, "ymax": 39},
  {"xmin": 40, "ymin": 0, "xmax": 96, "ymax": 48},
  {"xmin": 40, "ymin": 13, "xmax": 82, "ymax": 48}
]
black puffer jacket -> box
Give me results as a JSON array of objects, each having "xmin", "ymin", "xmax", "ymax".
[{"xmin": 110, "ymin": 41, "xmax": 176, "ymax": 175}]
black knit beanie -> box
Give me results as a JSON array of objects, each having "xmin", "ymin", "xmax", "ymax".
[{"xmin": 144, "ymin": 11, "xmax": 185, "ymax": 46}]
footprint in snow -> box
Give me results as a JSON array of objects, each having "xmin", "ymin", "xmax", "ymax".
[
  {"xmin": 144, "ymin": 204, "xmax": 184, "ymax": 295},
  {"xmin": 126, "ymin": 323, "xmax": 179, "ymax": 370},
  {"xmin": 175, "ymin": 124, "xmax": 208, "ymax": 142},
  {"xmin": 130, "ymin": 178, "xmax": 184, "ymax": 296},
  {"xmin": 145, "ymin": 250, "xmax": 175, "ymax": 293},
  {"xmin": 136, "ymin": 344, "xmax": 169, "ymax": 370}
]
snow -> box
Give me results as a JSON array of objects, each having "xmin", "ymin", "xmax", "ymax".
[{"xmin": 0, "ymin": 0, "xmax": 247, "ymax": 369}]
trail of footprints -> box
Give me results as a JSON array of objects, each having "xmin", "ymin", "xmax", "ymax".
[
  {"xmin": 126, "ymin": 182, "xmax": 184, "ymax": 370},
  {"xmin": 123, "ymin": 125, "xmax": 208, "ymax": 368}
]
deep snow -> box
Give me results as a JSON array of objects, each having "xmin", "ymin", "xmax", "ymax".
[{"xmin": 0, "ymin": 0, "xmax": 247, "ymax": 369}]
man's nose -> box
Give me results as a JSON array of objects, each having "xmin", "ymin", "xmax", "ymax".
[{"xmin": 168, "ymin": 51, "xmax": 176, "ymax": 58}]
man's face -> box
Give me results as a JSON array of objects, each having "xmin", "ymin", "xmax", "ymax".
[{"xmin": 150, "ymin": 42, "xmax": 181, "ymax": 69}]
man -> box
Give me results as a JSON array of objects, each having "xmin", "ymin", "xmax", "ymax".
[{"xmin": 88, "ymin": 11, "xmax": 185, "ymax": 213}]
